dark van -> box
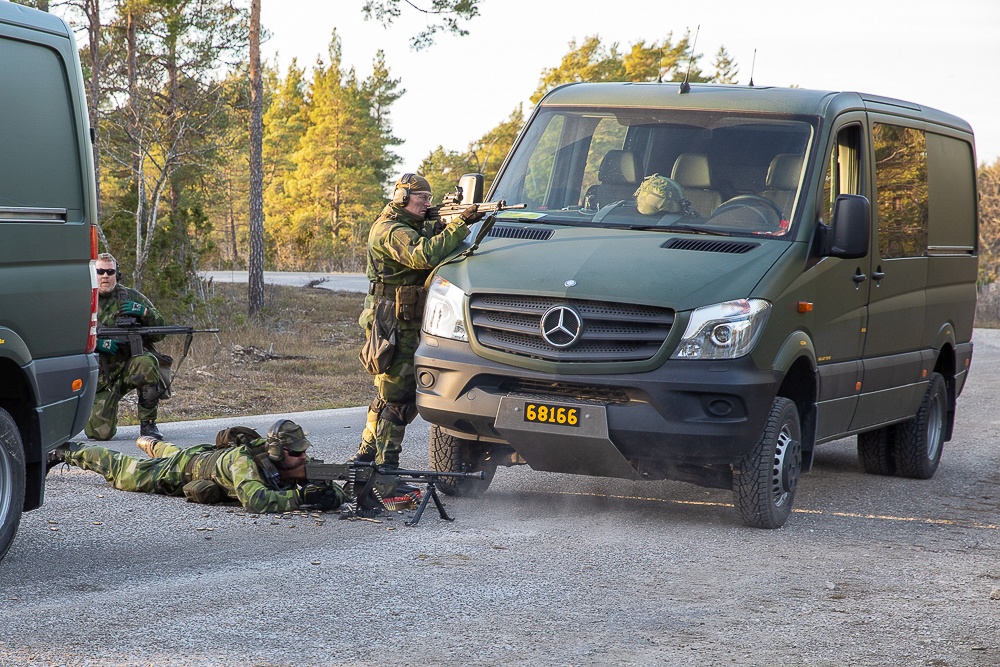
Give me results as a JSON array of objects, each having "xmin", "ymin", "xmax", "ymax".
[
  {"xmin": 1, "ymin": 2, "xmax": 99, "ymax": 560},
  {"xmin": 415, "ymin": 82, "xmax": 978, "ymax": 528}
]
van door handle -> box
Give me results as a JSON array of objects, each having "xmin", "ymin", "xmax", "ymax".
[
  {"xmin": 853, "ymin": 270, "xmax": 867, "ymax": 284},
  {"xmin": 872, "ymin": 269, "xmax": 885, "ymax": 281}
]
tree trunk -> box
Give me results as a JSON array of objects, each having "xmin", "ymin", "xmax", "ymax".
[
  {"xmin": 85, "ymin": 0, "xmax": 106, "ymax": 247},
  {"xmin": 247, "ymin": 0, "xmax": 265, "ymax": 319}
]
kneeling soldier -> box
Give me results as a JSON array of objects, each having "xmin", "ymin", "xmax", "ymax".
[{"xmin": 47, "ymin": 420, "xmax": 344, "ymax": 513}]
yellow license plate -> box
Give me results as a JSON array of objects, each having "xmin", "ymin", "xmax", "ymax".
[{"xmin": 523, "ymin": 402, "xmax": 580, "ymax": 427}]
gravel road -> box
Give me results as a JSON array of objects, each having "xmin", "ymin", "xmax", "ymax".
[{"xmin": 2, "ymin": 333, "xmax": 1000, "ymax": 667}]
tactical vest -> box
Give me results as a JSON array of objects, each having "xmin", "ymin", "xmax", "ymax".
[{"xmin": 183, "ymin": 442, "xmax": 282, "ymax": 490}]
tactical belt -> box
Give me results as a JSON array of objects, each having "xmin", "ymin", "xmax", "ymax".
[{"xmin": 369, "ymin": 282, "xmax": 400, "ymax": 298}]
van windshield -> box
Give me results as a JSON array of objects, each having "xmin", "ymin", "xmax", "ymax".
[{"xmin": 490, "ymin": 107, "xmax": 814, "ymax": 238}]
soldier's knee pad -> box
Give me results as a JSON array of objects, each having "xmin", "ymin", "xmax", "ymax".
[
  {"xmin": 383, "ymin": 401, "xmax": 417, "ymax": 426},
  {"xmin": 369, "ymin": 397, "xmax": 387, "ymax": 417}
]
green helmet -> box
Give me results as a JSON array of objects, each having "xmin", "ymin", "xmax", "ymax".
[
  {"xmin": 634, "ymin": 174, "xmax": 687, "ymax": 215},
  {"xmin": 265, "ymin": 419, "xmax": 310, "ymax": 460}
]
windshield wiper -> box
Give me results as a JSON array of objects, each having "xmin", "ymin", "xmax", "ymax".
[{"xmin": 627, "ymin": 223, "xmax": 732, "ymax": 236}]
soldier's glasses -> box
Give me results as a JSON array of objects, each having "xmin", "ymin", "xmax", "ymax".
[
  {"xmin": 284, "ymin": 448, "xmax": 306, "ymax": 457},
  {"xmin": 95, "ymin": 268, "xmax": 116, "ymax": 275}
]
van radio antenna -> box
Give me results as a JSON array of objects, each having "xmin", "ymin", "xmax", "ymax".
[
  {"xmin": 678, "ymin": 25, "xmax": 700, "ymax": 94},
  {"xmin": 748, "ymin": 49, "xmax": 757, "ymax": 87}
]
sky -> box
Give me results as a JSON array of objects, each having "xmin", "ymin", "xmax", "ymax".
[{"xmin": 261, "ymin": 0, "xmax": 1000, "ymax": 174}]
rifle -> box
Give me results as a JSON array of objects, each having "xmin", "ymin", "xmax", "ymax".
[
  {"xmin": 97, "ymin": 315, "xmax": 220, "ymax": 376},
  {"xmin": 426, "ymin": 186, "xmax": 527, "ymax": 258},
  {"xmin": 305, "ymin": 460, "xmax": 484, "ymax": 526}
]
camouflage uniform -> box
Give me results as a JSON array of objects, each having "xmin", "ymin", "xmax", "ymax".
[
  {"xmin": 61, "ymin": 438, "xmax": 325, "ymax": 514},
  {"xmin": 85, "ymin": 283, "xmax": 165, "ymax": 441},
  {"xmin": 355, "ymin": 201, "xmax": 470, "ymax": 468}
]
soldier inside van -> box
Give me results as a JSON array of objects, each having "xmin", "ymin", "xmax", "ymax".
[
  {"xmin": 86, "ymin": 252, "xmax": 169, "ymax": 441},
  {"xmin": 634, "ymin": 174, "xmax": 691, "ymax": 217}
]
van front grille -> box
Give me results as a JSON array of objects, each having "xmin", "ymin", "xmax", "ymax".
[{"xmin": 470, "ymin": 294, "xmax": 673, "ymax": 362}]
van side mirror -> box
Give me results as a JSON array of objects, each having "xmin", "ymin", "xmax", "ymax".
[
  {"xmin": 821, "ymin": 194, "xmax": 870, "ymax": 259},
  {"xmin": 458, "ymin": 173, "xmax": 485, "ymax": 204}
]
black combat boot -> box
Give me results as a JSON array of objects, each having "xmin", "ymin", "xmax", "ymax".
[
  {"xmin": 45, "ymin": 441, "xmax": 85, "ymax": 472},
  {"xmin": 140, "ymin": 420, "xmax": 164, "ymax": 440}
]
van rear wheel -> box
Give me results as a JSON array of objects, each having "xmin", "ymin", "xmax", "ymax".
[
  {"xmin": 734, "ymin": 397, "xmax": 801, "ymax": 529},
  {"xmin": 0, "ymin": 407, "xmax": 26, "ymax": 562},
  {"xmin": 857, "ymin": 427, "xmax": 897, "ymax": 476},
  {"xmin": 893, "ymin": 373, "xmax": 947, "ymax": 480},
  {"xmin": 429, "ymin": 425, "xmax": 496, "ymax": 497}
]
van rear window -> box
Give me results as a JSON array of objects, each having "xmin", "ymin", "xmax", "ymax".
[{"xmin": 0, "ymin": 37, "xmax": 84, "ymax": 219}]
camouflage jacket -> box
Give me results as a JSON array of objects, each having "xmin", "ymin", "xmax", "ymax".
[
  {"xmin": 98, "ymin": 283, "xmax": 165, "ymax": 333},
  {"xmin": 365, "ymin": 203, "xmax": 469, "ymax": 287},
  {"xmin": 167, "ymin": 441, "xmax": 304, "ymax": 514}
]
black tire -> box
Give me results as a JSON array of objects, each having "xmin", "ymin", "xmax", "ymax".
[
  {"xmin": 733, "ymin": 397, "xmax": 802, "ymax": 529},
  {"xmin": 857, "ymin": 427, "xmax": 897, "ymax": 476},
  {"xmin": 429, "ymin": 425, "xmax": 496, "ymax": 498},
  {"xmin": 893, "ymin": 372, "xmax": 947, "ymax": 480},
  {"xmin": 0, "ymin": 407, "xmax": 26, "ymax": 563}
]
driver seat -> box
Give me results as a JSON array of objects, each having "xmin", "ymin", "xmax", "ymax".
[
  {"xmin": 670, "ymin": 153, "xmax": 721, "ymax": 217},
  {"xmin": 762, "ymin": 154, "xmax": 803, "ymax": 219},
  {"xmin": 584, "ymin": 150, "xmax": 640, "ymax": 209}
]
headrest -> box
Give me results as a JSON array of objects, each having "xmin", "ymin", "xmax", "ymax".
[
  {"xmin": 670, "ymin": 153, "xmax": 712, "ymax": 189},
  {"xmin": 766, "ymin": 154, "xmax": 803, "ymax": 191},
  {"xmin": 598, "ymin": 150, "xmax": 639, "ymax": 185}
]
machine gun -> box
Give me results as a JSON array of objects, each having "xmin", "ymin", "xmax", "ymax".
[{"xmin": 305, "ymin": 460, "xmax": 484, "ymax": 526}]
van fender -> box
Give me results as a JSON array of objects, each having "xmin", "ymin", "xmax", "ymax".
[
  {"xmin": 771, "ymin": 330, "xmax": 817, "ymax": 375},
  {"xmin": 0, "ymin": 327, "xmax": 31, "ymax": 366}
]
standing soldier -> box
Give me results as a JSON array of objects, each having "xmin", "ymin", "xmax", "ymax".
[
  {"xmin": 87, "ymin": 252, "xmax": 167, "ymax": 441},
  {"xmin": 352, "ymin": 173, "xmax": 481, "ymax": 471}
]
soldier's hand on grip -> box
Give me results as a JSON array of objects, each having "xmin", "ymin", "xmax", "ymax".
[
  {"xmin": 300, "ymin": 482, "xmax": 342, "ymax": 510},
  {"xmin": 459, "ymin": 203, "xmax": 484, "ymax": 224},
  {"xmin": 95, "ymin": 338, "xmax": 119, "ymax": 355}
]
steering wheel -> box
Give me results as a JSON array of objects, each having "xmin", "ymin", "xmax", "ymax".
[{"xmin": 709, "ymin": 195, "xmax": 785, "ymax": 230}]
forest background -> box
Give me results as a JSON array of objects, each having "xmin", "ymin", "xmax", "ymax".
[{"xmin": 11, "ymin": 0, "xmax": 1000, "ymax": 325}]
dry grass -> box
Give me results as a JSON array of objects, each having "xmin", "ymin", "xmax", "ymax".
[{"xmin": 115, "ymin": 282, "xmax": 372, "ymax": 426}]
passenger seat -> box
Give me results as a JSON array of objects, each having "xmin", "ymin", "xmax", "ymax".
[
  {"xmin": 670, "ymin": 153, "xmax": 721, "ymax": 218},
  {"xmin": 584, "ymin": 150, "xmax": 640, "ymax": 209}
]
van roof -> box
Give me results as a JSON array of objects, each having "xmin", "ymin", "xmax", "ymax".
[
  {"xmin": 538, "ymin": 82, "xmax": 972, "ymax": 134},
  {"xmin": 0, "ymin": 1, "xmax": 72, "ymax": 38}
]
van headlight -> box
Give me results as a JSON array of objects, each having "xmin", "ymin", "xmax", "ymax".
[
  {"xmin": 422, "ymin": 276, "xmax": 469, "ymax": 342},
  {"xmin": 672, "ymin": 299, "xmax": 770, "ymax": 360}
]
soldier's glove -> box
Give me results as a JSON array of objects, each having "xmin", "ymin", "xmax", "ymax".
[
  {"xmin": 458, "ymin": 203, "xmax": 484, "ymax": 224},
  {"xmin": 119, "ymin": 300, "xmax": 149, "ymax": 320},
  {"xmin": 95, "ymin": 338, "xmax": 119, "ymax": 355},
  {"xmin": 300, "ymin": 482, "xmax": 343, "ymax": 510}
]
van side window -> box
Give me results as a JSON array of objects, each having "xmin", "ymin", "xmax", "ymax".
[
  {"xmin": 820, "ymin": 125, "xmax": 862, "ymax": 226},
  {"xmin": 0, "ymin": 38, "xmax": 84, "ymax": 218},
  {"xmin": 873, "ymin": 123, "xmax": 928, "ymax": 259}
]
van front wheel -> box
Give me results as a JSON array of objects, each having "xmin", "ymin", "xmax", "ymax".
[
  {"xmin": 0, "ymin": 407, "xmax": 26, "ymax": 562},
  {"xmin": 893, "ymin": 373, "xmax": 947, "ymax": 480},
  {"xmin": 429, "ymin": 425, "xmax": 496, "ymax": 497},
  {"xmin": 733, "ymin": 397, "xmax": 801, "ymax": 529}
]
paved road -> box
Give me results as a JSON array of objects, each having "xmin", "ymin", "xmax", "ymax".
[
  {"xmin": 201, "ymin": 270, "xmax": 368, "ymax": 293},
  {"xmin": 2, "ymin": 333, "xmax": 1000, "ymax": 666}
]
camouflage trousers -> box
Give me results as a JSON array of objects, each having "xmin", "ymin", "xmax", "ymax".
[
  {"xmin": 85, "ymin": 352, "xmax": 162, "ymax": 441},
  {"xmin": 356, "ymin": 326, "xmax": 420, "ymax": 467},
  {"xmin": 65, "ymin": 442, "xmax": 210, "ymax": 496}
]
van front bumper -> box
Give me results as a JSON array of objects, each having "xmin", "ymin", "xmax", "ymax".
[{"xmin": 415, "ymin": 336, "xmax": 782, "ymax": 481}]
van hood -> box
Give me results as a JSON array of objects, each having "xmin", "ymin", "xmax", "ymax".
[{"xmin": 436, "ymin": 224, "xmax": 792, "ymax": 311}]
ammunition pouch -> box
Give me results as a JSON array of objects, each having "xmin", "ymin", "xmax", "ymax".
[
  {"xmin": 183, "ymin": 479, "xmax": 226, "ymax": 504},
  {"xmin": 215, "ymin": 426, "xmax": 263, "ymax": 448},
  {"xmin": 393, "ymin": 284, "xmax": 426, "ymax": 322},
  {"xmin": 184, "ymin": 449, "xmax": 226, "ymax": 482},
  {"xmin": 359, "ymin": 298, "xmax": 397, "ymax": 376}
]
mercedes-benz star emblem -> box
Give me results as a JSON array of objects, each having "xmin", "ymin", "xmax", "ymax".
[{"xmin": 540, "ymin": 305, "xmax": 583, "ymax": 348}]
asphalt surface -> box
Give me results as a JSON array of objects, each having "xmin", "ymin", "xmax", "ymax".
[{"xmin": 2, "ymin": 333, "xmax": 1000, "ymax": 666}]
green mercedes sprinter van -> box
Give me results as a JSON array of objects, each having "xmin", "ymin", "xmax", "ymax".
[
  {"xmin": 415, "ymin": 82, "xmax": 979, "ymax": 528},
  {"xmin": 1, "ymin": 1, "xmax": 99, "ymax": 560}
]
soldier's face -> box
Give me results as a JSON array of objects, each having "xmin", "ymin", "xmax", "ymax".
[
  {"xmin": 405, "ymin": 191, "xmax": 433, "ymax": 218},
  {"xmin": 95, "ymin": 260, "xmax": 118, "ymax": 295}
]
